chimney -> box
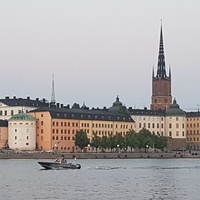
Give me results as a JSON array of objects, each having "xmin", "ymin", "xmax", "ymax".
[
  {"xmin": 36, "ymin": 98, "xmax": 39, "ymax": 101},
  {"xmin": 57, "ymin": 103, "xmax": 60, "ymax": 108},
  {"xmin": 61, "ymin": 104, "xmax": 63, "ymax": 108},
  {"xmin": 27, "ymin": 96, "xmax": 30, "ymax": 100},
  {"xmin": 5, "ymin": 96, "xmax": 9, "ymax": 99}
]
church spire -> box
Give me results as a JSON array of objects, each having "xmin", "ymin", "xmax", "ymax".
[
  {"xmin": 50, "ymin": 74, "xmax": 56, "ymax": 107},
  {"xmin": 156, "ymin": 21, "xmax": 167, "ymax": 79}
]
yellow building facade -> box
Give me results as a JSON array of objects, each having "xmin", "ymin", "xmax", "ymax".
[{"xmin": 186, "ymin": 112, "xmax": 200, "ymax": 151}]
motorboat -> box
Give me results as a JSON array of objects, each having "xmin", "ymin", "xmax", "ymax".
[{"xmin": 38, "ymin": 158, "xmax": 81, "ymax": 170}]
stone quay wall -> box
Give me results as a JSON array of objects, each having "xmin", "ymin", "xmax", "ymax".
[{"xmin": 0, "ymin": 151, "xmax": 200, "ymax": 159}]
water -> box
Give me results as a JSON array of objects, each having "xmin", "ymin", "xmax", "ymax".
[{"xmin": 1, "ymin": 158, "xmax": 200, "ymax": 200}]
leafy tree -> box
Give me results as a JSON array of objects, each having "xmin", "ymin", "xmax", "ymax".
[
  {"xmin": 100, "ymin": 136, "xmax": 108, "ymax": 152},
  {"xmin": 115, "ymin": 132, "xmax": 125, "ymax": 151},
  {"xmin": 90, "ymin": 134, "xmax": 101, "ymax": 152},
  {"xmin": 107, "ymin": 134, "xmax": 116, "ymax": 152},
  {"xmin": 125, "ymin": 130, "xmax": 137, "ymax": 152},
  {"xmin": 75, "ymin": 130, "xmax": 89, "ymax": 150}
]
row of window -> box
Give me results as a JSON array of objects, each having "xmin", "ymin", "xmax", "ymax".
[
  {"xmin": 187, "ymin": 123, "xmax": 200, "ymax": 128},
  {"xmin": 139, "ymin": 123, "xmax": 185, "ymax": 129},
  {"xmin": 10, "ymin": 123, "xmax": 35, "ymax": 125},
  {"xmin": 52, "ymin": 121, "xmax": 79, "ymax": 127},
  {"xmin": 187, "ymin": 137, "xmax": 200, "ymax": 142},
  {"xmin": 168, "ymin": 131, "xmax": 185, "ymax": 137},
  {"xmin": 139, "ymin": 123, "xmax": 164, "ymax": 129},
  {"xmin": 187, "ymin": 130, "xmax": 200, "ymax": 135},
  {"xmin": 0, "ymin": 110, "xmax": 29, "ymax": 116},
  {"xmin": 52, "ymin": 136, "xmax": 75, "ymax": 141},
  {"xmin": 14, "ymin": 136, "xmax": 29, "ymax": 140},
  {"xmin": 51, "ymin": 129, "xmax": 77, "ymax": 134}
]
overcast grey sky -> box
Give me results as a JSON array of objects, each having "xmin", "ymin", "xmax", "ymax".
[{"xmin": 0, "ymin": 0, "xmax": 199, "ymax": 111}]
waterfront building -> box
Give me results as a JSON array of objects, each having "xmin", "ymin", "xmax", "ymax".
[
  {"xmin": 186, "ymin": 111, "xmax": 200, "ymax": 151},
  {"xmin": 8, "ymin": 113, "xmax": 36, "ymax": 150},
  {"xmin": 0, "ymin": 120, "xmax": 8, "ymax": 149},
  {"xmin": 0, "ymin": 96, "xmax": 48, "ymax": 120},
  {"xmin": 165, "ymin": 99, "xmax": 186, "ymax": 150},
  {"xmin": 129, "ymin": 107, "xmax": 165, "ymax": 135},
  {"xmin": 151, "ymin": 24, "xmax": 172, "ymax": 110},
  {"xmin": 129, "ymin": 99, "xmax": 186, "ymax": 150},
  {"xmin": 29, "ymin": 106, "xmax": 135, "ymax": 152}
]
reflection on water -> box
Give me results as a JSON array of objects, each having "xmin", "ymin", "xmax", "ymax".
[{"xmin": 1, "ymin": 158, "xmax": 200, "ymax": 200}]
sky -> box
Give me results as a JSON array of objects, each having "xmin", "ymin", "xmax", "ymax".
[{"xmin": 0, "ymin": 0, "xmax": 200, "ymax": 111}]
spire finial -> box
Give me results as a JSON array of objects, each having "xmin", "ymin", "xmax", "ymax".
[
  {"xmin": 156, "ymin": 21, "xmax": 167, "ymax": 79},
  {"xmin": 50, "ymin": 74, "xmax": 56, "ymax": 107}
]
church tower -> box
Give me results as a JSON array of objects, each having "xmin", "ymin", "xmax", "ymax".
[{"xmin": 151, "ymin": 24, "xmax": 172, "ymax": 110}]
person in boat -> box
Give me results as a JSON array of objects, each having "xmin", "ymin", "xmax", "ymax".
[{"xmin": 60, "ymin": 155, "xmax": 67, "ymax": 163}]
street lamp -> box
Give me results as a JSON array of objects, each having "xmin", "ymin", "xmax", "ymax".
[
  {"xmin": 146, "ymin": 145, "xmax": 149, "ymax": 153},
  {"xmin": 87, "ymin": 144, "xmax": 90, "ymax": 153},
  {"xmin": 117, "ymin": 144, "xmax": 119, "ymax": 153}
]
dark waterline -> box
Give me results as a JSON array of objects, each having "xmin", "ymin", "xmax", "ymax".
[{"xmin": 1, "ymin": 159, "xmax": 200, "ymax": 200}]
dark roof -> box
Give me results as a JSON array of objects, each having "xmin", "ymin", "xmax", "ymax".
[
  {"xmin": 0, "ymin": 96, "xmax": 49, "ymax": 107},
  {"xmin": 186, "ymin": 112, "xmax": 200, "ymax": 118},
  {"xmin": 0, "ymin": 120, "xmax": 8, "ymax": 127},
  {"xmin": 29, "ymin": 107, "xmax": 134, "ymax": 123},
  {"xmin": 165, "ymin": 99, "xmax": 185, "ymax": 116},
  {"xmin": 128, "ymin": 108, "xmax": 165, "ymax": 116}
]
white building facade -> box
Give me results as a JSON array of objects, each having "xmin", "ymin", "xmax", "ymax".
[
  {"xmin": 0, "ymin": 96, "xmax": 48, "ymax": 120},
  {"xmin": 8, "ymin": 113, "xmax": 36, "ymax": 150}
]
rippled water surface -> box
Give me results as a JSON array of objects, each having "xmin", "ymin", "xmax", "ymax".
[{"xmin": 1, "ymin": 158, "xmax": 200, "ymax": 200}]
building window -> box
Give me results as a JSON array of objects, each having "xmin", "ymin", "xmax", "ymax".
[
  {"xmin": 15, "ymin": 136, "xmax": 17, "ymax": 140},
  {"xmin": 41, "ymin": 121, "xmax": 43, "ymax": 125},
  {"xmin": 176, "ymin": 124, "xmax": 179, "ymax": 128},
  {"xmin": 169, "ymin": 131, "xmax": 172, "ymax": 137},
  {"xmin": 4, "ymin": 110, "xmax": 7, "ymax": 116},
  {"xmin": 27, "ymin": 136, "xmax": 29, "ymax": 140},
  {"xmin": 176, "ymin": 131, "xmax": 179, "ymax": 136},
  {"xmin": 11, "ymin": 110, "xmax": 14, "ymax": 115},
  {"xmin": 26, "ymin": 143, "xmax": 29, "ymax": 145},
  {"xmin": 15, "ymin": 129, "xmax": 17, "ymax": 132},
  {"xmin": 169, "ymin": 123, "xmax": 172, "ymax": 128}
]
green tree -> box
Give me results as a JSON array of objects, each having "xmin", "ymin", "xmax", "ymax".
[
  {"xmin": 125, "ymin": 130, "xmax": 137, "ymax": 152},
  {"xmin": 107, "ymin": 134, "xmax": 116, "ymax": 152},
  {"xmin": 90, "ymin": 134, "xmax": 101, "ymax": 152},
  {"xmin": 75, "ymin": 130, "xmax": 89, "ymax": 150},
  {"xmin": 100, "ymin": 135, "xmax": 108, "ymax": 152}
]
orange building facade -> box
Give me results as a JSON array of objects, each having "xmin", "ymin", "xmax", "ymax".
[{"xmin": 30, "ymin": 107, "xmax": 135, "ymax": 152}]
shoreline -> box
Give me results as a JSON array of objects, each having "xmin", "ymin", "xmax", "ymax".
[{"xmin": 0, "ymin": 152, "xmax": 199, "ymax": 159}]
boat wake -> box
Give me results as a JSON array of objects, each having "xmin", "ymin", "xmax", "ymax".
[{"xmin": 91, "ymin": 166, "xmax": 125, "ymax": 170}]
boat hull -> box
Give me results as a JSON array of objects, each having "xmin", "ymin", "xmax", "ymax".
[{"xmin": 38, "ymin": 161, "xmax": 81, "ymax": 170}]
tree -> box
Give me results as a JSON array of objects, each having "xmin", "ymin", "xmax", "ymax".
[
  {"xmin": 125, "ymin": 130, "xmax": 137, "ymax": 152},
  {"xmin": 100, "ymin": 136, "xmax": 108, "ymax": 152},
  {"xmin": 75, "ymin": 130, "xmax": 90, "ymax": 150},
  {"xmin": 90, "ymin": 134, "xmax": 101, "ymax": 152}
]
